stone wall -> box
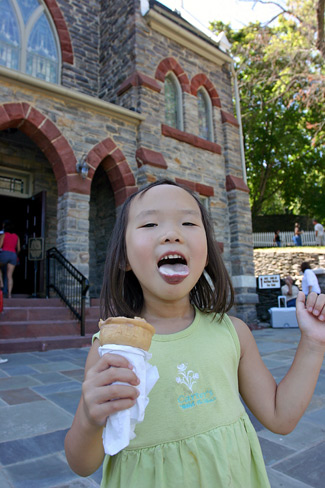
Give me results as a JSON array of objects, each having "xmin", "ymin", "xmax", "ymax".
[
  {"xmin": 254, "ymin": 249, "xmax": 325, "ymax": 289},
  {"xmin": 254, "ymin": 249, "xmax": 325, "ymax": 323}
]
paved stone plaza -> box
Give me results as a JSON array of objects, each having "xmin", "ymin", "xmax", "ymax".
[{"xmin": 0, "ymin": 328, "xmax": 324, "ymax": 487}]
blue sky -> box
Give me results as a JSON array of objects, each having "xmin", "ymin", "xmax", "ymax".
[{"xmin": 159, "ymin": 0, "xmax": 286, "ymax": 30}]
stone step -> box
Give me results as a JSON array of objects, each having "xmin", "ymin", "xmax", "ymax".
[
  {"xmin": 2, "ymin": 297, "xmax": 63, "ymax": 308},
  {"xmin": 0, "ymin": 297, "xmax": 100, "ymax": 353},
  {"xmin": 0, "ymin": 335, "xmax": 93, "ymax": 353},
  {"xmin": 0, "ymin": 319, "xmax": 81, "ymax": 339},
  {"xmin": 0, "ymin": 306, "xmax": 75, "ymax": 322}
]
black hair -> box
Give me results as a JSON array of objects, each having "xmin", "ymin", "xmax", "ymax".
[
  {"xmin": 100, "ymin": 179, "xmax": 234, "ymax": 320},
  {"xmin": 3, "ymin": 220, "xmax": 15, "ymax": 233},
  {"xmin": 301, "ymin": 261, "xmax": 311, "ymax": 272}
]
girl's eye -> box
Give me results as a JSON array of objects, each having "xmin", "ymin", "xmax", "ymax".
[
  {"xmin": 183, "ymin": 222, "xmax": 196, "ymax": 226},
  {"xmin": 142, "ymin": 223, "xmax": 157, "ymax": 228}
]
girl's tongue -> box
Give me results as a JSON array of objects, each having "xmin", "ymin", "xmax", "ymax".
[{"xmin": 158, "ymin": 263, "xmax": 189, "ymax": 278}]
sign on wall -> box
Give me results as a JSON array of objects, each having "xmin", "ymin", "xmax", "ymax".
[
  {"xmin": 28, "ymin": 237, "xmax": 44, "ymax": 261},
  {"xmin": 258, "ymin": 274, "xmax": 281, "ymax": 289}
]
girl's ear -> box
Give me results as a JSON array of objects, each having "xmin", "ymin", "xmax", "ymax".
[{"xmin": 125, "ymin": 261, "xmax": 132, "ymax": 271}]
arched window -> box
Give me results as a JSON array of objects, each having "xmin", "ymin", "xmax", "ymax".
[
  {"xmin": 0, "ymin": 0, "xmax": 60, "ymax": 83},
  {"xmin": 197, "ymin": 87, "xmax": 213, "ymax": 141},
  {"xmin": 165, "ymin": 72, "xmax": 183, "ymax": 130}
]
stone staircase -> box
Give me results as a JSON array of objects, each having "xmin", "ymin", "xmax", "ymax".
[{"xmin": 0, "ymin": 297, "xmax": 101, "ymax": 353}]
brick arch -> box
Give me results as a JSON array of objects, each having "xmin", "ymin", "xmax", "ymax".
[
  {"xmin": 155, "ymin": 57, "xmax": 190, "ymax": 93},
  {"xmin": 87, "ymin": 138, "xmax": 138, "ymax": 207},
  {"xmin": 0, "ymin": 102, "xmax": 80, "ymax": 196},
  {"xmin": 43, "ymin": 0, "xmax": 73, "ymax": 64},
  {"xmin": 190, "ymin": 74, "xmax": 221, "ymax": 108}
]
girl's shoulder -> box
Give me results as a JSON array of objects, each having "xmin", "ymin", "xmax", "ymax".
[{"xmin": 227, "ymin": 316, "xmax": 254, "ymax": 360}]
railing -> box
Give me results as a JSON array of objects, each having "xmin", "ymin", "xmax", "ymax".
[
  {"xmin": 253, "ymin": 231, "xmax": 317, "ymax": 248},
  {"xmin": 46, "ymin": 247, "xmax": 89, "ymax": 336}
]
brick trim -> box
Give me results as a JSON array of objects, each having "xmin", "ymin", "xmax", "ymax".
[
  {"xmin": 43, "ymin": 0, "xmax": 73, "ymax": 64},
  {"xmin": 87, "ymin": 138, "xmax": 137, "ymax": 206},
  {"xmin": 162, "ymin": 124, "xmax": 222, "ymax": 154},
  {"xmin": 136, "ymin": 147, "xmax": 167, "ymax": 169},
  {"xmin": 117, "ymin": 71, "xmax": 161, "ymax": 96},
  {"xmin": 155, "ymin": 57, "xmax": 190, "ymax": 93},
  {"xmin": 0, "ymin": 102, "xmax": 76, "ymax": 196},
  {"xmin": 175, "ymin": 178, "xmax": 214, "ymax": 197},
  {"xmin": 226, "ymin": 175, "xmax": 249, "ymax": 193},
  {"xmin": 221, "ymin": 110, "xmax": 239, "ymax": 128},
  {"xmin": 190, "ymin": 74, "xmax": 221, "ymax": 108}
]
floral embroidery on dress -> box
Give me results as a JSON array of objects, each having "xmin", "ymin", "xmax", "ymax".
[{"xmin": 176, "ymin": 363, "xmax": 199, "ymax": 393}]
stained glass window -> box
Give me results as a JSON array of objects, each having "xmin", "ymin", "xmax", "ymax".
[
  {"xmin": 0, "ymin": 0, "xmax": 60, "ymax": 83},
  {"xmin": 0, "ymin": 0, "xmax": 20, "ymax": 70},
  {"xmin": 198, "ymin": 87, "xmax": 213, "ymax": 141},
  {"xmin": 16, "ymin": 0, "xmax": 39, "ymax": 23},
  {"xmin": 165, "ymin": 75, "xmax": 178, "ymax": 128},
  {"xmin": 26, "ymin": 14, "xmax": 58, "ymax": 82}
]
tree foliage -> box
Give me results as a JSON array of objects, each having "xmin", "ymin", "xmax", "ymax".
[{"xmin": 210, "ymin": 0, "xmax": 325, "ymax": 220}]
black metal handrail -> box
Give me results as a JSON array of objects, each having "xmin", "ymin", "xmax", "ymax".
[{"xmin": 46, "ymin": 247, "xmax": 89, "ymax": 336}]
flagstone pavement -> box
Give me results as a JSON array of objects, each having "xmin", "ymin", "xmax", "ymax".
[{"xmin": 0, "ymin": 328, "xmax": 324, "ymax": 487}]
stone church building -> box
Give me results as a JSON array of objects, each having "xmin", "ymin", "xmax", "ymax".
[{"xmin": 0, "ymin": 0, "xmax": 257, "ymax": 327}]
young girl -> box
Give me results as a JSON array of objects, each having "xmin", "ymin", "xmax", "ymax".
[{"xmin": 65, "ymin": 179, "xmax": 325, "ymax": 488}]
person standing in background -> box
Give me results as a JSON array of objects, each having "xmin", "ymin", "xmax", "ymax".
[
  {"xmin": 0, "ymin": 219, "xmax": 8, "ymax": 294},
  {"xmin": 0, "ymin": 220, "xmax": 20, "ymax": 299},
  {"xmin": 313, "ymin": 219, "xmax": 324, "ymax": 246},
  {"xmin": 301, "ymin": 262, "xmax": 321, "ymax": 295},
  {"xmin": 273, "ymin": 230, "xmax": 281, "ymax": 247},
  {"xmin": 293, "ymin": 223, "xmax": 303, "ymax": 246}
]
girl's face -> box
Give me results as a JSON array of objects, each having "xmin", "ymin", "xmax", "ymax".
[{"xmin": 125, "ymin": 185, "xmax": 208, "ymax": 308}]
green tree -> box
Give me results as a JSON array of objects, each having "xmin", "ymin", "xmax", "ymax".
[{"xmin": 210, "ymin": 0, "xmax": 325, "ymax": 220}]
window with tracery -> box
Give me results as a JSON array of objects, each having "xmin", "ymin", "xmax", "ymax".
[
  {"xmin": 165, "ymin": 72, "xmax": 183, "ymax": 130},
  {"xmin": 0, "ymin": 0, "xmax": 60, "ymax": 83},
  {"xmin": 197, "ymin": 87, "xmax": 213, "ymax": 141}
]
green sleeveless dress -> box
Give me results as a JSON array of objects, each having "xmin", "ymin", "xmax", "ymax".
[{"xmin": 92, "ymin": 309, "xmax": 270, "ymax": 488}]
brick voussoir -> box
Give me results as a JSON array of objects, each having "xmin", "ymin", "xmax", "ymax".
[
  {"xmin": 60, "ymin": 174, "xmax": 91, "ymax": 195},
  {"xmin": 221, "ymin": 110, "xmax": 239, "ymax": 127},
  {"xmin": 196, "ymin": 182, "xmax": 214, "ymax": 197},
  {"xmin": 40, "ymin": 118, "xmax": 62, "ymax": 142},
  {"xmin": 175, "ymin": 178, "xmax": 196, "ymax": 192},
  {"xmin": 136, "ymin": 147, "xmax": 167, "ymax": 169},
  {"xmin": 117, "ymin": 71, "xmax": 161, "ymax": 96},
  {"xmin": 3, "ymin": 102, "xmax": 25, "ymax": 123},
  {"xmin": 114, "ymin": 186, "xmax": 138, "ymax": 207},
  {"xmin": 0, "ymin": 105, "xmax": 11, "ymax": 129},
  {"xmin": 226, "ymin": 175, "xmax": 249, "ymax": 193}
]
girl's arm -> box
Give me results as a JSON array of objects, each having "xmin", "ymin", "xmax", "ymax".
[
  {"xmin": 233, "ymin": 291, "xmax": 325, "ymax": 435},
  {"xmin": 0, "ymin": 234, "xmax": 3, "ymax": 248},
  {"xmin": 64, "ymin": 340, "xmax": 140, "ymax": 476}
]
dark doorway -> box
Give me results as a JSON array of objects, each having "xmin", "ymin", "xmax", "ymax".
[{"xmin": 0, "ymin": 191, "xmax": 46, "ymax": 295}]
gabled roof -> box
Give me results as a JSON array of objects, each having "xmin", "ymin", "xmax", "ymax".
[{"xmin": 141, "ymin": 0, "xmax": 232, "ymax": 56}]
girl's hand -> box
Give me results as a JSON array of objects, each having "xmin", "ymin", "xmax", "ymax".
[
  {"xmin": 82, "ymin": 351, "xmax": 140, "ymax": 428},
  {"xmin": 296, "ymin": 291, "xmax": 325, "ymax": 347}
]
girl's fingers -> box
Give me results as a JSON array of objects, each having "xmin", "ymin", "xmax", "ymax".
[
  {"xmin": 93, "ymin": 352, "xmax": 134, "ymax": 374},
  {"xmin": 83, "ymin": 382, "xmax": 140, "ymax": 425},
  {"xmin": 305, "ymin": 292, "xmax": 325, "ymax": 320},
  {"xmin": 89, "ymin": 396, "xmax": 139, "ymax": 424}
]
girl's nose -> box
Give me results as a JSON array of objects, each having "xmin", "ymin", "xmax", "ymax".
[{"xmin": 161, "ymin": 229, "xmax": 182, "ymax": 243}]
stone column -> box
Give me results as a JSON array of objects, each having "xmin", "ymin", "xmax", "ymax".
[
  {"xmin": 226, "ymin": 175, "xmax": 258, "ymax": 324},
  {"xmin": 57, "ymin": 192, "xmax": 90, "ymax": 278}
]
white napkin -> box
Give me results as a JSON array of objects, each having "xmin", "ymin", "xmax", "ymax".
[{"xmin": 98, "ymin": 344, "xmax": 159, "ymax": 455}]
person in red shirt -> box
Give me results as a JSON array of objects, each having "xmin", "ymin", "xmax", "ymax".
[{"xmin": 0, "ymin": 221, "xmax": 20, "ymax": 298}]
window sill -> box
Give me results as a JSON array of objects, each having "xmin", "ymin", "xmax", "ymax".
[{"xmin": 161, "ymin": 124, "xmax": 221, "ymax": 154}]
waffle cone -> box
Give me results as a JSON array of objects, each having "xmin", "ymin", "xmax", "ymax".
[{"xmin": 98, "ymin": 316, "xmax": 155, "ymax": 351}]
